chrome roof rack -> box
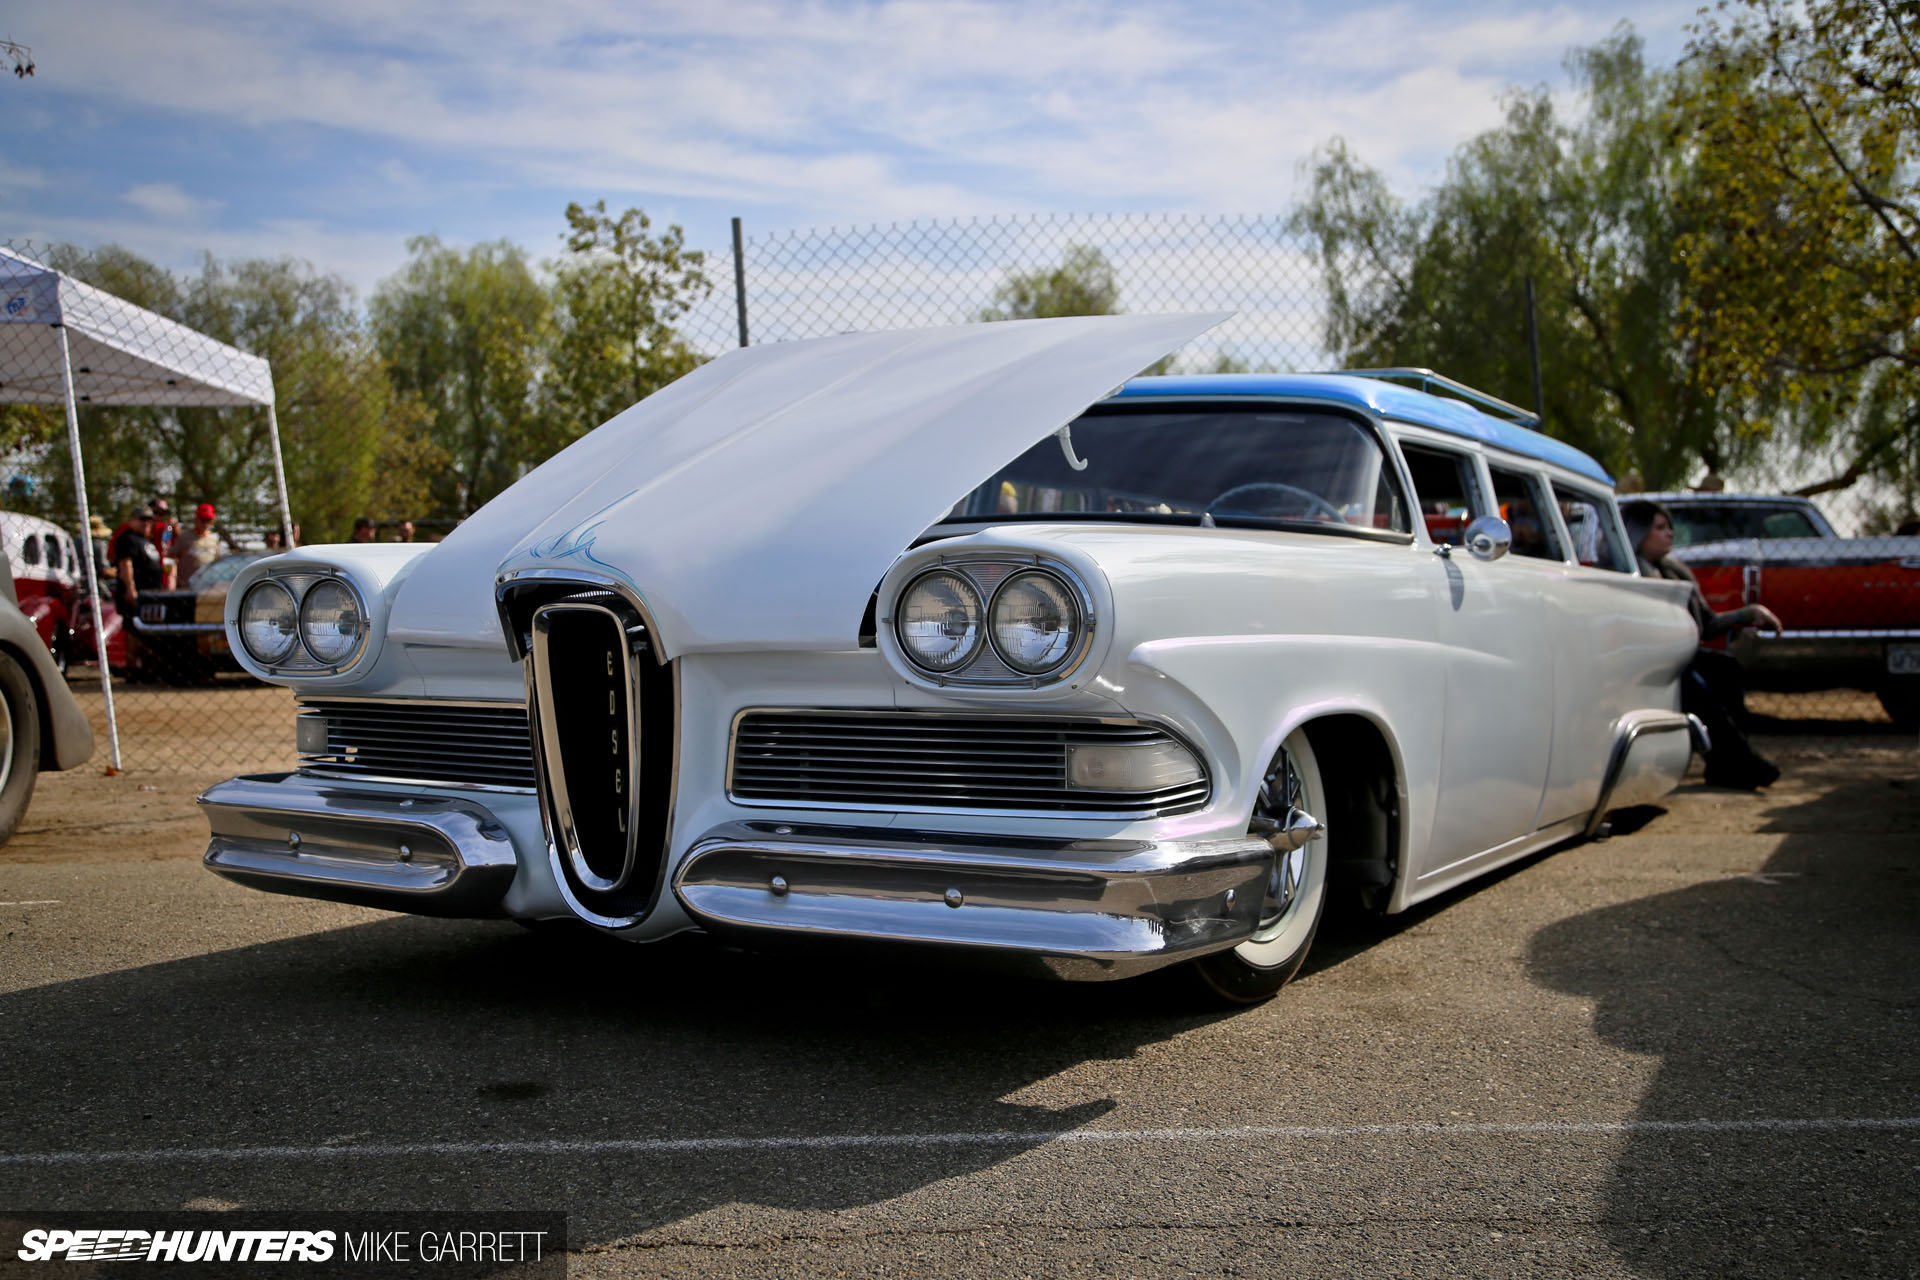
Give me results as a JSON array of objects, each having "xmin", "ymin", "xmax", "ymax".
[{"xmin": 1332, "ymin": 367, "xmax": 1540, "ymax": 429}]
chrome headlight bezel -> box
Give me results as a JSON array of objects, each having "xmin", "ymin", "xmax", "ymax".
[
  {"xmin": 886, "ymin": 557, "xmax": 1097, "ymax": 688},
  {"xmin": 894, "ymin": 568, "xmax": 987, "ymax": 675},
  {"xmin": 987, "ymin": 569, "xmax": 1081, "ymax": 676},
  {"xmin": 233, "ymin": 569, "xmax": 373, "ymax": 676},
  {"xmin": 297, "ymin": 577, "xmax": 368, "ymax": 667},
  {"xmin": 236, "ymin": 579, "xmax": 300, "ymax": 666}
]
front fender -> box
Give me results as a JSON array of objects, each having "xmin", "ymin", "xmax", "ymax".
[{"xmin": 0, "ymin": 604, "xmax": 92, "ymax": 771}]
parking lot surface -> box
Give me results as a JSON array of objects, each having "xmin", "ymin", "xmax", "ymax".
[{"xmin": 1, "ymin": 720, "xmax": 1915, "ymax": 1278}]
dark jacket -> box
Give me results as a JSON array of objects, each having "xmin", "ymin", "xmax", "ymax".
[{"xmin": 1638, "ymin": 554, "xmax": 1760, "ymax": 642}]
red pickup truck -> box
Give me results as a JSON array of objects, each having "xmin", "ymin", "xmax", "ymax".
[{"xmin": 1628, "ymin": 493, "xmax": 1920, "ymax": 726}]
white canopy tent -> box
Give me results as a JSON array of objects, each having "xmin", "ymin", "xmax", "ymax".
[{"xmin": 0, "ymin": 245, "xmax": 295, "ymax": 768}]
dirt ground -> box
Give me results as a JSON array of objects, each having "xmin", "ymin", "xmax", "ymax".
[{"xmin": 9, "ymin": 680, "xmax": 1912, "ymax": 873}]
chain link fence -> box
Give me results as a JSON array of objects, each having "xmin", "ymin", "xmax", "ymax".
[{"xmin": 0, "ymin": 214, "xmax": 1910, "ymax": 780}]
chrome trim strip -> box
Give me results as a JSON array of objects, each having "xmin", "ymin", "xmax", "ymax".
[
  {"xmin": 1584, "ymin": 712, "xmax": 1692, "ymax": 839},
  {"xmin": 199, "ymin": 773, "xmax": 517, "ymax": 917},
  {"xmin": 127, "ymin": 620, "xmax": 222, "ymax": 635},
  {"xmin": 495, "ymin": 567, "xmax": 670, "ymax": 664},
  {"xmin": 531, "ymin": 601, "xmax": 641, "ymax": 895},
  {"xmin": 672, "ymin": 820, "xmax": 1276, "ymax": 980},
  {"xmin": 296, "ymin": 695, "xmax": 526, "ymax": 710},
  {"xmin": 295, "ymin": 767, "xmax": 535, "ymax": 796},
  {"xmin": 1753, "ymin": 628, "xmax": 1920, "ymax": 641}
]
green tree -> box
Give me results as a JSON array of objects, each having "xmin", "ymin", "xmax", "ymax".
[
  {"xmin": 547, "ymin": 201, "xmax": 710, "ymax": 444},
  {"xmin": 1294, "ymin": 33, "xmax": 1751, "ymax": 489},
  {"xmin": 370, "ymin": 237, "xmax": 552, "ymax": 517},
  {"xmin": 1673, "ymin": 0, "xmax": 1919, "ymax": 502},
  {"xmin": 978, "ymin": 245, "xmax": 1119, "ymax": 321}
]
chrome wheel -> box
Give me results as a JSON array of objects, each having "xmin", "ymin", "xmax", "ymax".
[
  {"xmin": 1190, "ymin": 728, "xmax": 1329, "ymax": 1004},
  {"xmin": 1232, "ymin": 729, "xmax": 1326, "ymax": 968}
]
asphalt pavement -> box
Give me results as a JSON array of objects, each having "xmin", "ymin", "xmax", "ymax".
[{"xmin": 1, "ymin": 735, "xmax": 1915, "ymax": 1278}]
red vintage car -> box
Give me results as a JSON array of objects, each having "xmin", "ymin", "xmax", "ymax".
[
  {"xmin": 1630, "ymin": 492, "xmax": 1920, "ymax": 726},
  {"xmin": 1, "ymin": 512, "xmax": 88, "ymax": 674}
]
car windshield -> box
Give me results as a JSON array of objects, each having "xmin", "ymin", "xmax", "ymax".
[
  {"xmin": 1669, "ymin": 503, "xmax": 1824, "ymax": 545},
  {"xmin": 942, "ymin": 407, "xmax": 1410, "ymax": 535},
  {"xmin": 187, "ymin": 552, "xmax": 268, "ymax": 588}
]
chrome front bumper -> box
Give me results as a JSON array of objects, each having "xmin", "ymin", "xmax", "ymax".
[
  {"xmin": 672, "ymin": 821, "xmax": 1276, "ymax": 980},
  {"xmin": 200, "ymin": 773, "xmax": 519, "ymax": 916}
]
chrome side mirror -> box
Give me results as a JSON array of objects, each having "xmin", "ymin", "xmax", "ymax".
[{"xmin": 1464, "ymin": 515, "xmax": 1512, "ymax": 561}]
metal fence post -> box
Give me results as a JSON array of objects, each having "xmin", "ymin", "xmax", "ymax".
[{"xmin": 731, "ymin": 217, "xmax": 750, "ymax": 348}]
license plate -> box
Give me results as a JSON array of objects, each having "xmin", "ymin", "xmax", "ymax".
[{"xmin": 1890, "ymin": 643, "xmax": 1920, "ymax": 675}]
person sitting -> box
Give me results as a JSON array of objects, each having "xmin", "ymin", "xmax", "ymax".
[{"xmin": 1621, "ymin": 499, "xmax": 1784, "ymax": 790}]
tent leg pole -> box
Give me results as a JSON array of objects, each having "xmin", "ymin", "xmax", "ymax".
[
  {"xmin": 266, "ymin": 402, "xmax": 294, "ymax": 547},
  {"xmin": 55, "ymin": 324, "xmax": 122, "ymax": 772}
]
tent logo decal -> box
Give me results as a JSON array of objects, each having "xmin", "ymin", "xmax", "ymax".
[{"xmin": 2, "ymin": 293, "xmax": 32, "ymax": 319}]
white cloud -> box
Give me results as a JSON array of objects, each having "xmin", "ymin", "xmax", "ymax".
[
  {"xmin": 122, "ymin": 182, "xmax": 224, "ymax": 221},
  {"xmin": 22, "ymin": 0, "xmax": 1691, "ymax": 219}
]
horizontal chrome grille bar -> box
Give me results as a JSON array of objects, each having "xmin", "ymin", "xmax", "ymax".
[
  {"xmin": 297, "ymin": 699, "xmax": 536, "ymax": 792},
  {"xmin": 729, "ymin": 711, "xmax": 1210, "ymax": 818}
]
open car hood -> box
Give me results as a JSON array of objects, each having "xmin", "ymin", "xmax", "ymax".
[{"xmin": 388, "ymin": 313, "xmax": 1226, "ymax": 657}]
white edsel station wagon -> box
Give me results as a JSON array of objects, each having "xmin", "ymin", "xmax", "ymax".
[{"xmin": 203, "ymin": 314, "xmax": 1700, "ymax": 1002}]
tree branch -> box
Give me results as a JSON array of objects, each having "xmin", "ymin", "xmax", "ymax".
[{"xmin": 1767, "ymin": 34, "xmax": 1920, "ymax": 260}]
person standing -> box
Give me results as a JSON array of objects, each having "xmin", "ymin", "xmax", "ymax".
[
  {"xmin": 1622, "ymin": 499, "xmax": 1784, "ymax": 789},
  {"xmin": 112, "ymin": 507, "xmax": 164, "ymax": 609},
  {"xmin": 175, "ymin": 503, "xmax": 224, "ymax": 586},
  {"xmin": 394, "ymin": 519, "xmax": 416, "ymax": 543},
  {"xmin": 351, "ymin": 517, "xmax": 375, "ymax": 543},
  {"xmin": 147, "ymin": 498, "xmax": 179, "ymax": 588}
]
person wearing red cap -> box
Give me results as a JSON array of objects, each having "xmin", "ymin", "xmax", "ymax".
[{"xmin": 175, "ymin": 502, "xmax": 225, "ymax": 587}]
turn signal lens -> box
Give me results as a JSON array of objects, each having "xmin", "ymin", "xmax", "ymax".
[
  {"xmin": 299, "ymin": 578, "xmax": 365, "ymax": 665},
  {"xmin": 237, "ymin": 580, "xmax": 299, "ymax": 665},
  {"xmin": 897, "ymin": 570, "xmax": 985, "ymax": 673},
  {"xmin": 990, "ymin": 571, "xmax": 1079, "ymax": 674},
  {"xmin": 1066, "ymin": 740, "xmax": 1204, "ymax": 792}
]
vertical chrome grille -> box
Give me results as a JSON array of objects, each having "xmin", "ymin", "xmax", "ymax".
[
  {"xmin": 507, "ymin": 578, "xmax": 679, "ymax": 925},
  {"xmin": 297, "ymin": 699, "xmax": 535, "ymax": 790}
]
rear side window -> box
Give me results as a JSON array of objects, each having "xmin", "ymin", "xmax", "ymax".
[
  {"xmin": 1488, "ymin": 466, "xmax": 1561, "ymax": 560},
  {"xmin": 1758, "ymin": 508, "xmax": 1820, "ymax": 538},
  {"xmin": 1401, "ymin": 444, "xmax": 1482, "ymax": 545},
  {"xmin": 20, "ymin": 535, "xmax": 40, "ymax": 567},
  {"xmin": 1553, "ymin": 483, "xmax": 1634, "ymax": 572}
]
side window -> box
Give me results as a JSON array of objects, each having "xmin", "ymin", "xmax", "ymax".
[
  {"xmin": 1400, "ymin": 444, "xmax": 1482, "ymax": 545},
  {"xmin": 20, "ymin": 534, "xmax": 41, "ymax": 567},
  {"xmin": 1488, "ymin": 466, "xmax": 1561, "ymax": 560},
  {"xmin": 44, "ymin": 536, "xmax": 61, "ymax": 572},
  {"xmin": 1552, "ymin": 483, "xmax": 1633, "ymax": 572},
  {"xmin": 1758, "ymin": 508, "xmax": 1820, "ymax": 539}
]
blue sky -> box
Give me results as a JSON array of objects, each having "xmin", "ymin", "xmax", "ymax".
[{"xmin": 2, "ymin": 0, "xmax": 1695, "ymax": 300}]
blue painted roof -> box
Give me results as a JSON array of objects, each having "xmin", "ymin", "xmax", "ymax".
[{"xmin": 1109, "ymin": 373, "xmax": 1613, "ymax": 486}]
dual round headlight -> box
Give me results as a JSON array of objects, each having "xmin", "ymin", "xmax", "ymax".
[
  {"xmin": 896, "ymin": 568, "xmax": 1083, "ymax": 678},
  {"xmin": 237, "ymin": 577, "xmax": 367, "ymax": 669}
]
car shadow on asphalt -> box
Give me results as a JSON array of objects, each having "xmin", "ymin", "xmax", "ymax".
[
  {"xmin": 0, "ymin": 912, "xmax": 1236, "ymax": 1241},
  {"xmin": 1526, "ymin": 771, "xmax": 1920, "ymax": 1277}
]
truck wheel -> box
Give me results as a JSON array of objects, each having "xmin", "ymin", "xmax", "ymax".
[
  {"xmin": 0, "ymin": 650, "xmax": 44, "ymax": 849},
  {"xmin": 1189, "ymin": 729, "xmax": 1328, "ymax": 1005}
]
